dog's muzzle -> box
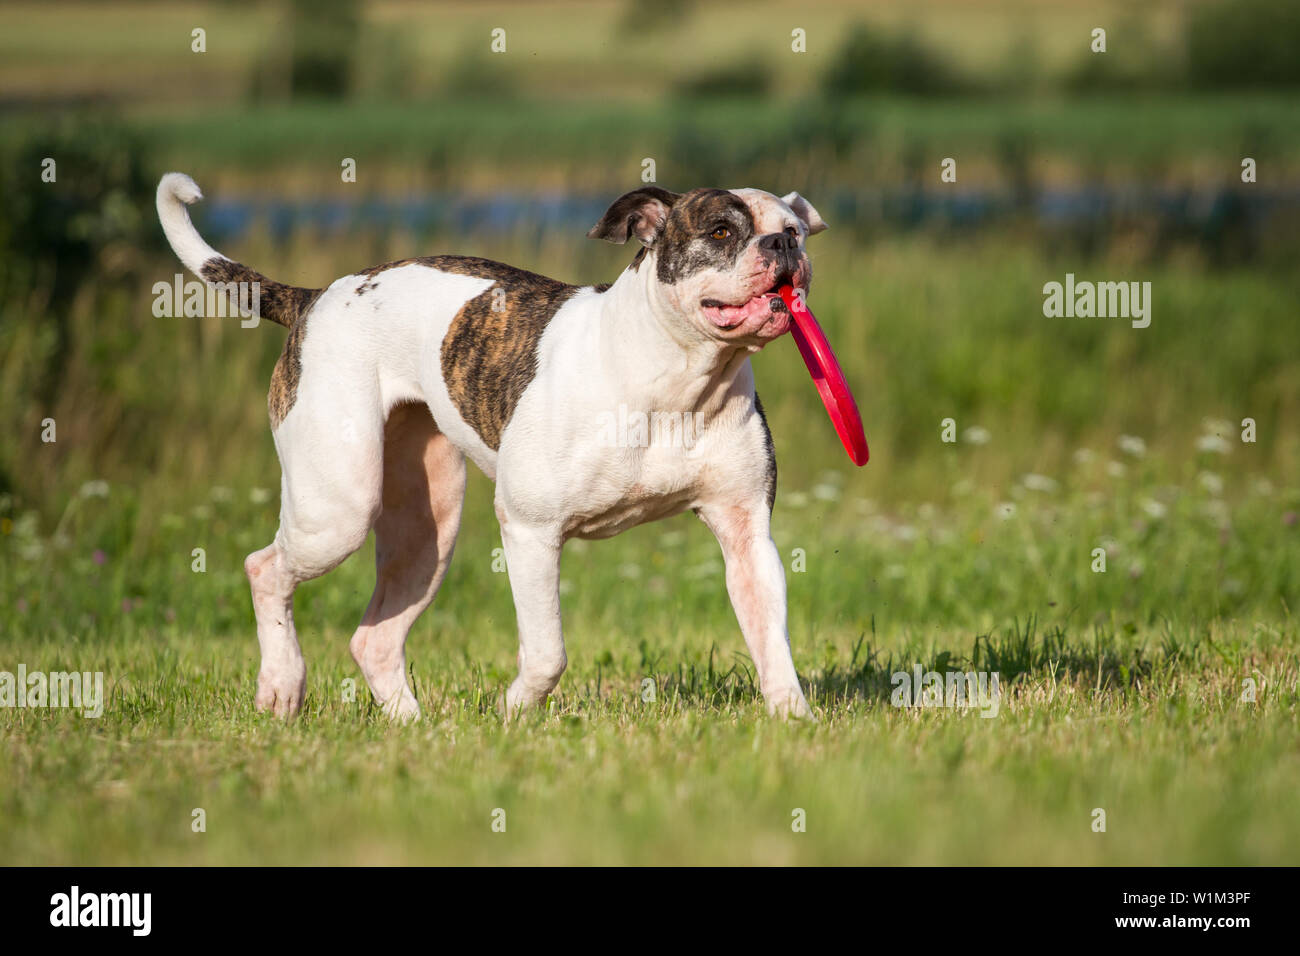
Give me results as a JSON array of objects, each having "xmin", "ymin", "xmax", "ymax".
[{"xmin": 758, "ymin": 232, "xmax": 802, "ymax": 288}]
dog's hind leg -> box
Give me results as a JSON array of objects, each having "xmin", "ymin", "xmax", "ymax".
[
  {"xmin": 349, "ymin": 402, "xmax": 466, "ymax": 722},
  {"xmin": 245, "ymin": 387, "xmax": 385, "ymax": 719},
  {"xmin": 244, "ymin": 541, "xmax": 310, "ymax": 718}
]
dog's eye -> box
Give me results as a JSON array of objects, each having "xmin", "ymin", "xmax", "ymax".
[
  {"xmin": 709, "ymin": 227, "xmax": 730, "ymax": 240},
  {"xmin": 785, "ymin": 226, "xmax": 800, "ymax": 238}
]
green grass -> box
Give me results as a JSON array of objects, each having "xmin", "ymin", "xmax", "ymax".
[
  {"xmin": 2, "ymin": 637, "xmax": 1296, "ymax": 865},
  {"xmin": 2, "ymin": 491, "xmax": 1297, "ymax": 863},
  {"xmin": 3, "ymin": 301, "xmax": 1299, "ymax": 862}
]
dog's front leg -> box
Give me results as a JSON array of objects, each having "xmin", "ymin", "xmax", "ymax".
[
  {"xmin": 697, "ymin": 503, "xmax": 813, "ymax": 719},
  {"xmin": 500, "ymin": 518, "xmax": 567, "ymax": 718}
]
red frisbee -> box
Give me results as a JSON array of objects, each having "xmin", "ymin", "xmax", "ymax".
[{"xmin": 778, "ymin": 285, "xmax": 869, "ymax": 466}]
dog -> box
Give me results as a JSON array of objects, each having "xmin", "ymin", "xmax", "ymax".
[{"xmin": 156, "ymin": 173, "xmax": 827, "ymax": 721}]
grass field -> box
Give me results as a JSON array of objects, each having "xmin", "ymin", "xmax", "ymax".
[
  {"xmin": 2, "ymin": 482, "xmax": 1297, "ymax": 864},
  {"xmin": 3, "ymin": 231, "xmax": 1298, "ymax": 865}
]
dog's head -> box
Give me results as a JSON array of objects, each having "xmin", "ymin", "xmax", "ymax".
[{"xmin": 588, "ymin": 186, "xmax": 827, "ymax": 344}]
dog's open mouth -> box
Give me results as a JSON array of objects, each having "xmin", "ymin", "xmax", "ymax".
[
  {"xmin": 699, "ymin": 291, "xmax": 786, "ymax": 330},
  {"xmin": 701, "ymin": 266, "xmax": 799, "ymax": 331}
]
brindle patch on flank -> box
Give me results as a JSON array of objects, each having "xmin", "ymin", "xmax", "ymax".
[
  {"xmin": 200, "ymin": 257, "xmax": 321, "ymax": 329},
  {"xmin": 268, "ymin": 317, "xmax": 309, "ymax": 428},
  {"xmin": 655, "ymin": 188, "xmax": 755, "ymax": 285},
  {"xmin": 754, "ymin": 393, "xmax": 777, "ymax": 512},
  {"xmin": 439, "ymin": 260, "xmax": 582, "ymax": 450}
]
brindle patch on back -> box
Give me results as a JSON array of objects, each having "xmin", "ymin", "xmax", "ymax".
[
  {"xmin": 359, "ymin": 255, "xmax": 546, "ymax": 283},
  {"xmin": 655, "ymin": 188, "xmax": 755, "ymax": 285},
  {"xmin": 437, "ymin": 257, "xmax": 583, "ymax": 450}
]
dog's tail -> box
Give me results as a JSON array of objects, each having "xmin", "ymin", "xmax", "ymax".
[{"xmin": 156, "ymin": 172, "xmax": 320, "ymax": 328}]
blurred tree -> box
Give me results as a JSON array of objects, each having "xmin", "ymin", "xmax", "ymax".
[
  {"xmin": 250, "ymin": 0, "xmax": 360, "ymax": 101},
  {"xmin": 616, "ymin": 0, "xmax": 696, "ymax": 37},
  {"xmin": 1187, "ymin": 0, "xmax": 1300, "ymax": 88},
  {"xmin": 288, "ymin": 0, "xmax": 360, "ymax": 99},
  {"xmin": 822, "ymin": 24, "xmax": 971, "ymax": 97},
  {"xmin": 672, "ymin": 61, "xmax": 770, "ymax": 99}
]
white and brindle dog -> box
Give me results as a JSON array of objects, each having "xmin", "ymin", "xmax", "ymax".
[{"xmin": 157, "ymin": 172, "xmax": 827, "ymax": 721}]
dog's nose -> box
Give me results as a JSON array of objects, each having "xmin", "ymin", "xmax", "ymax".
[{"xmin": 758, "ymin": 232, "xmax": 799, "ymax": 254}]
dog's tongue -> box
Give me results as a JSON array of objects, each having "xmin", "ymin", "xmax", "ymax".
[
  {"xmin": 703, "ymin": 292, "xmax": 781, "ymax": 328},
  {"xmin": 777, "ymin": 286, "xmax": 869, "ymax": 467}
]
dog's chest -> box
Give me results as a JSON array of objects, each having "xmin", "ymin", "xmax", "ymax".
[{"xmin": 563, "ymin": 444, "xmax": 710, "ymax": 540}]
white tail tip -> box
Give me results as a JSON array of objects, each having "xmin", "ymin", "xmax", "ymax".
[
  {"xmin": 158, "ymin": 171, "xmax": 203, "ymax": 206},
  {"xmin": 157, "ymin": 172, "xmax": 222, "ymax": 276}
]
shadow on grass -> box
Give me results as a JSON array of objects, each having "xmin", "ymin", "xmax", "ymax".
[
  {"xmin": 404, "ymin": 615, "xmax": 1210, "ymax": 718},
  {"xmin": 808, "ymin": 615, "xmax": 1180, "ymax": 707},
  {"xmin": 620, "ymin": 615, "xmax": 1190, "ymax": 711}
]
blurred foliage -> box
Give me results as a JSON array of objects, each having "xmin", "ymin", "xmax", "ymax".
[
  {"xmin": 824, "ymin": 4, "xmax": 1300, "ymax": 99},
  {"xmin": 672, "ymin": 61, "xmax": 770, "ymax": 100},
  {"xmin": 0, "ymin": 120, "xmax": 160, "ymax": 500},
  {"xmin": 1187, "ymin": 0, "xmax": 1300, "ymax": 89},
  {"xmin": 1060, "ymin": 16, "xmax": 1183, "ymax": 95},
  {"xmin": 287, "ymin": 0, "xmax": 360, "ymax": 99},
  {"xmin": 250, "ymin": 0, "xmax": 361, "ymax": 101},
  {"xmin": 823, "ymin": 25, "xmax": 974, "ymax": 98},
  {"xmin": 615, "ymin": 0, "xmax": 697, "ymax": 37},
  {"xmin": 442, "ymin": 37, "xmax": 521, "ymax": 101}
]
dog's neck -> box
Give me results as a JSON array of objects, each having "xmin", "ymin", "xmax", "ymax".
[{"xmin": 595, "ymin": 255, "xmax": 755, "ymax": 419}]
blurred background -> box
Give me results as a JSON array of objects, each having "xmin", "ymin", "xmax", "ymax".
[{"xmin": 2, "ymin": 0, "xmax": 1298, "ymax": 641}]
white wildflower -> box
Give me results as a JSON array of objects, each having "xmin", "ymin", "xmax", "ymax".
[
  {"xmin": 1022, "ymin": 473, "xmax": 1059, "ymax": 494},
  {"xmin": 78, "ymin": 480, "xmax": 109, "ymax": 498},
  {"xmin": 812, "ymin": 483, "xmax": 841, "ymax": 501},
  {"xmin": 1195, "ymin": 434, "xmax": 1231, "ymax": 455},
  {"xmin": 1118, "ymin": 435, "xmax": 1146, "ymax": 458}
]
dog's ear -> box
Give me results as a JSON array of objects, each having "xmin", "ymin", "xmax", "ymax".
[
  {"xmin": 587, "ymin": 186, "xmax": 681, "ymax": 247},
  {"xmin": 782, "ymin": 192, "xmax": 828, "ymax": 236}
]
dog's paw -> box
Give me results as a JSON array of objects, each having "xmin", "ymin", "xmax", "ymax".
[
  {"xmin": 765, "ymin": 686, "xmax": 816, "ymax": 721},
  {"xmin": 255, "ymin": 664, "xmax": 306, "ymax": 719},
  {"xmin": 382, "ymin": 690, "xmax": 422, "ymax": 724},
  {"xmin": 503, "ymin": 679, "xmax": 549, "ymax": 722}
]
